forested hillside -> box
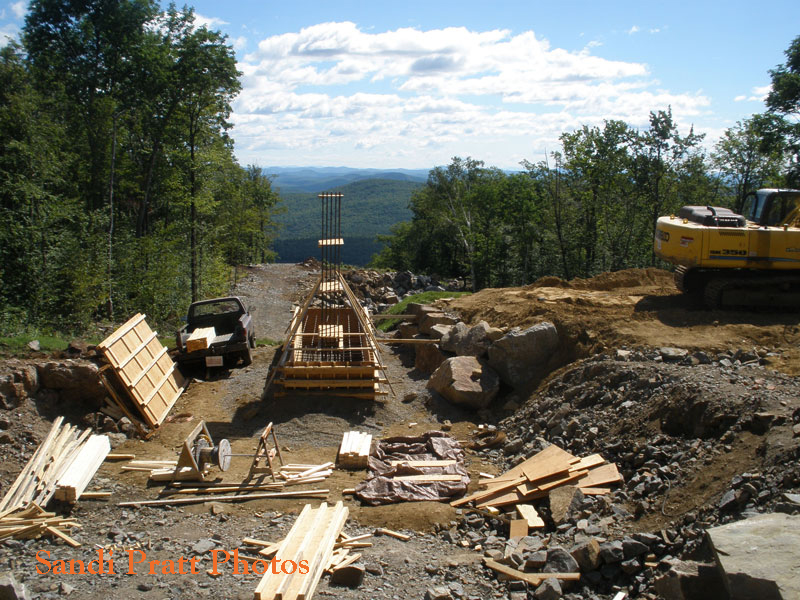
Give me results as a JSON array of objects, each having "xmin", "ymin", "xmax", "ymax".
[
  {"xmin": 273, "ymin": 178, "xmax": 421, "ymax": 264},
  {"xmin": 0, "ymin": 1, "xmax": 280, "ymax": 332}
]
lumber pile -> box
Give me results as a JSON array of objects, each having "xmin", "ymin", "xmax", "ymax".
[
  {"xmin": 0, "ymin": 503, "xmax": 81, "ymax": 547},
  {"xmin": 451, "ymin": 444, "xmax": 622, "ymax": 514},
  {"xmin": 337, "ymin": 431, "xmax": 372, "ymax": 469},
  {"xmin": 54, "ymin": 434, "xmax": 111, "ymax": 502},
  {"xmin": 185, "ymin": 326, "xmax": 216, "ymax": 352},
  {"xmin": 0, "ymin": 417, "xmax": 108, "ymax": 513},
  {"xmin": 254, "ymin": 501, "xmax": 349, "ymax": 600}
]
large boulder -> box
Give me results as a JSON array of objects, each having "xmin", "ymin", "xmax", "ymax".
[
  {"xmin": 440, "ymin": 321, "xmax": 497, "ymax": 357},
  {"xmin": 419, "ymin": 312, "xmax": 458, "ymax": 336},
  {"xmin": 427, "ymin": 356, "xmax": 499, "ymax": 409},
  {"xmin": 415, "ymin": 344, "xmax": 447, "ymax": 375},
  {"xmin": 487, "ymin": 322, "xmax": 559, "ymax": 387},
  {"xmin": 706, "ymin": 512, "xmax": 800, "ymax": 599},
  {"xmin": 38, "ymin": 360, "xmax": 105, "ymax": 402}
]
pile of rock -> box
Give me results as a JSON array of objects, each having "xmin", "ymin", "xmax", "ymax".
[
  {"xmin": 343, "ymin": 269, "xmax": 463, "ymax": 312},
  {"xmin": 391, "ymin": 303, "xmax": 562, "ymax": 410},
  {"xmin": 456, "ymin": 346, "xmax": 800, "ymax": 598}
]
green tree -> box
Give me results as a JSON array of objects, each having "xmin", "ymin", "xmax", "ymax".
[
  {"xmin": 766, "ymin": 35, "xmax": 800, "ymax": 185},
  {"xmin": 712, "ymin": 115, "xmax": 786, "ymax": 211}
]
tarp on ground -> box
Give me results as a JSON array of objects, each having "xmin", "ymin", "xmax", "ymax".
[{"xmin": 354, "ymin": 431, "xmax": 469, "ymax": 505}]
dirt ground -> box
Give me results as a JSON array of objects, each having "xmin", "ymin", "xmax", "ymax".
[
  {"xmin": 2, "ymin": 263, "xmax": 800, "ymax": 599},
  {"xmin": 446, "ymin": 267, "xmax": 800, "ymax": 374}
]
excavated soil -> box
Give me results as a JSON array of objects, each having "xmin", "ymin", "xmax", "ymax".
[{"xmin": 1, "ymin": 264, "xmax": 800, "ymax": 599}]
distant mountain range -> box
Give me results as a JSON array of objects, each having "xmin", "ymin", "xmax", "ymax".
[
  {"xmin": 269, "ymin": 169, "xmax": 426, "ymax": 265},
  {"xmin": 265, "ymin": 166, "xmax": 428, "ymax": 193}
]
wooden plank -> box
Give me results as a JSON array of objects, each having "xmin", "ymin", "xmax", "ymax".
[
  {"xmin": 516, "ymin": 504, "xmax": 545, "ymax": 528},
  {"xmin": 375, "ymin": 528, "xmax": 411, "ymax": 541},
  {"xmin": 392, "ymin": 474, "xmax": 462, "ymax": 482},
  {"xmin": 255, "ymin": 504, "xmax": 314, "ymax": 599},
  {"xmin": 509, "ymin": 519, "xmax": 528, "ymax": 539},
  {"xmin": 580, "ymin": 486, "xmax": 612, "ymax": 495},
  {"xmin": 389, "ymin": 460, "xmax": 456, "ymax": 467},
  {"xmin": 569, "ymin": 453, "xmax": 606, "ymax": 472},
  {"xmin": 483, "ymin": 558, "xmax": 580, "ymax": 586},
  {"xmin": 97, "ymin": 313, "xmax": 146, "ymax": 351},
  {"xmin": 117, "ymin": 489, "xmax": 329, "ymax": 507},
  {"xmin": 186, "ymin": 326, "xmax": 216, "ymax": 352},
  {"xmin": 576, "ymin": 463, "xmax": 622, "ymax": 488}
]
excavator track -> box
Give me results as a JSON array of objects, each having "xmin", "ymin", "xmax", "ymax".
[{"xmin": 702, "ymin": 272, "xmax": 800, "ymax": 310}]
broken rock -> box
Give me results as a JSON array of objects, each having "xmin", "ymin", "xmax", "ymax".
[
  {"xmin": 427, "ymin": 356, "xmax": 499, "ymax": 410},
  {"xmin": 487, "ymin": 322, "xmax": 559, "ymax": 387},
  {"xmin": 415, "ymin": 343, "xmax": 447, "ymax": 375}
]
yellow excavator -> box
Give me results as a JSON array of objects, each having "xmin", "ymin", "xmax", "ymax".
[{"xmin": 654, "ymin": 188, "xmax": 800, "ymax": 308}]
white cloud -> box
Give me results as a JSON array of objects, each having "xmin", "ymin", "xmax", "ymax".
[
  {"xmin": 194, "ymin": 13, "xmax": 228, "ymax": 30},
  {"xmin": 734, "ymin": 84, "xmax": 770, "ymax": 102},
  {"xmin": 1, "ymin": 23, "xmax": 18, "ymax": 47},
  {"xmin": 232, "ymin": 36, "xmax": 247, "ymax": 52},
  {"xmin": 10, "ymin": 1, "xmax": 25, "ymax": 18},
  {"xmin": 649, "ymin": 28, "xmax": 661, "ymax": 34},
  {"xmin": 628, "ymin": 25, "xmax": 640, "ymax": 35},
  {"xmin": 232, "ymin": 22, "xmax": 713, "ymax": 168}
]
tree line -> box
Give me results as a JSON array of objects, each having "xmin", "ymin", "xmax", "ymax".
[
  {"xmin": 0, "ymin": 0, "xmax": 280, "ymax": 333},
  {"xmin": 372, "ymin": 36, "xmax": 800, "ymax": 290}
]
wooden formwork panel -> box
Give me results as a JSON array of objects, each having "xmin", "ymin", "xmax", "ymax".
[{"xmin": 97, "ymin": 313, "xmax": 184, "ymax": 428}]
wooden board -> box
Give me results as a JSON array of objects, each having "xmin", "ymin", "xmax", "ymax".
[
  {"xmin": 576, "ymin": 463, "xmax": 623, "ymax": 488},
  {"xmin": 483, "ymin": 558, "xmax": 580, "ymax": 586},
  {"xmin": 516, "ymin": 504, "xmax": 545, "ymax": 528},
  {"xmin": 392, "ymin": 474, "xmax": 462, "ymax": 482},
  {"xmin": 97, "ymin": 314, "xmax": 185, "ymax": 427},
  {"xmin": 509, "ymin": 519, "xmax": 528, "ymax": 539},
  {"xmin": 185, "ymin": 326, "xmax": 215, "ymax": 352}
]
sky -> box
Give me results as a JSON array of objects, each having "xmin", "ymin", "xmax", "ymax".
[{"xmin": 1, "ymin": 0, "xmax": 797, "ymax": 170}]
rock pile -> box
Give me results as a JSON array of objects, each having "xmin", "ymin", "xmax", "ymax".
[
  {"xmin": 343, "ymin": 269, "xmax": 464, "ymax": 311},
  {"xmin": 455, "ymin": 346, "xmax": 800, "ymax": 598}
]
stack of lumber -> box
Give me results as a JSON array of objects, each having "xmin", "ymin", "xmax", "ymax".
[
  {"xmin": 0, "ymin": 417, "xmax": 108, "ymax": 514},
  {"xmin": 254, "ymin": 501, "xmax": 349, "ymax": 600},
  {"xmin": 451, "ymin": 444, "xmax": 622, "ymax": 511},
  {"xmin": 0, "ymin": 503, "xmax": 81, "ymax": 547},
  {"xmin": 185, "ymin": 326, "xmax": 216, "ymax": 352},
  {"xmin": 337, "ymin": 431, "xmax": 372, "ymax": 469},
  {"xmin": 54, "ymin": 434, "xmax": 111, "ymax": 502}
]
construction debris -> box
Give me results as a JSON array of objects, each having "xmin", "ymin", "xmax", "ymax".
[
  {"xmin": 254, "ymin": 501, "xmax": 349, "ymax": 600},
  {"xmin": 337, "ymin": 431, "xmax": 372, "ymax": 469},
  {"xmin": 0, "ymin": 503, "xmax": 81, "ymax": 547},
  {"xmin": 118, "ymin": 489, "xmax": 329, "ymax": 508},
  {"xmin": 355, "ymin": 432, "xmax": 469, "ymax": 505},
  {"xmin": 451, "ymin": 443, "xmax": 621, "ymax": 511}
]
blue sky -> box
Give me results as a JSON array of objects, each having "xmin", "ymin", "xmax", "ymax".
[{"xmin": 1, "ymin": 0, "xmax": 797, "ymax": 169}]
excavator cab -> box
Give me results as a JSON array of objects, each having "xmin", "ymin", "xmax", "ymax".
[{"xmin": 742, "ymin": 189, "xmax": 800, "ymax": 227}]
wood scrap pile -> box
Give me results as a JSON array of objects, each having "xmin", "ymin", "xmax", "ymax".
[
  {"xmin": 254, "ymin": 501, "xmax": 348, "ymax": 600},
  {"xmin": 337, "ymin": 431, "xmax": 372, "ymax": 469},
  {"xmin": 53, "ymin": 434, "xmax": 111, "ymax": 502},
  {"xmin": 0, "ymin": 417, "xmax": 109, "ymax": 514},
  {"xmin": 355, "ymin": 431, "xmax": 469, "ymax": 505},
  {"xmin": 451, "ymin": 444, "xmax": 622, "ymax": 534},
  {"xmin": 0, "ymin": 503, "xmax": 81, "ymax": 547}
]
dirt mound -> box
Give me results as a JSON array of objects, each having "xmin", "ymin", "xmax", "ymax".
[{"xmin": 444, "ymin": 268, "xmax": 800, "ymax": 376}]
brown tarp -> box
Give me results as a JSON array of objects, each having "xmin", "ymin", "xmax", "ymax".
[{"xmin": 354, "ymin": 431, "xmax": 469, "ymax": 505}]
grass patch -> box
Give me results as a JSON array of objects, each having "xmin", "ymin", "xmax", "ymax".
[
  {"xmin": 0, "ymin": 332, "xmax": 95, "ymax": 356},
  {"xmin": 256, "ymin": 337, "xmax": 282, "ymax": 347},
  {"xmin": 377, "ymin": 291, "xmax": 471, "ymax": 331}
]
